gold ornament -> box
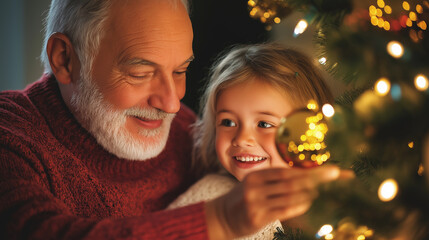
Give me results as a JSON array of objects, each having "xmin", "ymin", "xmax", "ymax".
[{"xmin": 276, "ymin": 102, "xmax": 331, "ymax": 168}]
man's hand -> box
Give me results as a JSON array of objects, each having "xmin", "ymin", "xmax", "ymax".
[{"xmin": 205, "ymin": 165, "xmax": 352, "ymax": 239}]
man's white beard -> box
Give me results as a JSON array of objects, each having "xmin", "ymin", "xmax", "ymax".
[{"xmin": 70, "ymin": 72, "xmax": 176, "ymax": 161}]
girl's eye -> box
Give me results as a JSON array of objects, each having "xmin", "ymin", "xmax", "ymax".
[
  {"xmin": 220, "ymin": 119, "xmax": 236, "ymax": 127},
  {"xmin": 258, "ymin": 121, "xmax": 273, "ymax": 128}
]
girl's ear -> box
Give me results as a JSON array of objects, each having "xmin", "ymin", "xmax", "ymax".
[{"xmin": 46, "ymin": 32, "xmax": 76, "ymax": 85}]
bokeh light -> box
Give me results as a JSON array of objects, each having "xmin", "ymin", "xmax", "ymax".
[
  {"xmin": 387, "ymin": 41, "xmax": 404, "ymax": 58},
  {"xmin": 375, "ymin": 78, "xmax": 391, "ymax": 96},
  {"xmin": 378, "ymin": 178, "xmax": 398, "ymax": 202}
]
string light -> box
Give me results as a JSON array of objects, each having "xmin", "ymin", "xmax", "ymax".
[
  {"xmin": 414, "ymin": 74, "xmax": 429, "ymax": 91},
  {"xmin": 368, "ymin": 1, "xmax": 427, "ymax": 36},
  {"xmin": 374, "ymin": 78, "xmax": 391, "ymax": 96},
  {"xmin": 403, "ymin": 1, "xmax": 410, "ymax": 11},
  {"xmin": 322, "ymin": 104, "xmax": 335, "ymax": 117},
  {"xmin": 378, "ymin": 178, "xmax": 398, "ymax": 202},
  {"xmin": 325, "ymin": 234, "xmax": 334, "ymax": 240},
  {"xmin": 319, "ymin": 57, "xmax": 327, "ymax": 65},
  {"xmin": 316, "ymin": 224, "xmax": 333, "ymax": 238},
  {"xmin": 307, "ymin": 99, "xmax": 318, "ymax": 110},
  {"xmin": 294, "ymin": 19, "xmax": 308, "ymax": 37},
  {"xmin": 387, "ymin": 41, "xmax": 404, "ymax": 58}
]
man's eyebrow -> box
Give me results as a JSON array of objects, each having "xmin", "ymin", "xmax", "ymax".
[
  {"xmin": 181, "ymin": 55, "xmax": 195, "ymax": 66},
  {"xmin": 121, "ymin": 58, "xmax": 155, "ymax": 66},
  {"xmin": 120, "ymin": 55, "xmax": 195, "ymax": 67}
]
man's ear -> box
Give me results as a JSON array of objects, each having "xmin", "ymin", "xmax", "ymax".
[{"xmin": 46, "ymin": 32, "xmax": 76, "ymax": 85}]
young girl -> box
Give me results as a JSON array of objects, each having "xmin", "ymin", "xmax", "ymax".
[{"xmin": 168, "ymin": 42, "xmax": 334, "ymax": 239}]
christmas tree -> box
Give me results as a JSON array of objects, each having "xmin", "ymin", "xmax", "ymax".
[{"xmin": 247, "ymin": 0, "xmax": 429, "ymax": 239}]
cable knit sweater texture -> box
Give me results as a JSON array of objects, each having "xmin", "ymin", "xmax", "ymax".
[
  {"xmin": 0, "ymin": 75, "xmax": 208, "ymax": 239},
  {"xmin": 168, "ymin": 173, "xmax": 283, "ymax": 240}
]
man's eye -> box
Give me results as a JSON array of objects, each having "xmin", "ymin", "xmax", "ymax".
[
  {"xmin": 220, "ymin": 119, "xmax": 236, "ymax": 127},
  {"xmin": 174, "ymin": 70, "xmax": 188, "ymax": 75},
  {"xmin": 258, "ymin": 121, "xmax": 273, "ymax": 128},
  {"xmin": 129, "ymin": 72, "xmax": 154, "ymax": 79}
]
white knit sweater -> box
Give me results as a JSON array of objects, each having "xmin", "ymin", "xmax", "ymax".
[{"xmin": 167, "ymin": 173, "xmax": 283, "ymax": 240}]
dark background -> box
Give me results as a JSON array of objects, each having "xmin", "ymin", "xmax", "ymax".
[{"xmin": 185, "ymin": 0, "xmax": 269, "ymax": 113}]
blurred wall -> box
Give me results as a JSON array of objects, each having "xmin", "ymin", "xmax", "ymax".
[{"xmin": 0, "ymin": 0, "xmax": 50, "ymax": 91}]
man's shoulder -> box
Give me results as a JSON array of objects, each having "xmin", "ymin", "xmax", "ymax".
[{"xmin": 0, "ymin": 89, "xmax": 35, "ymax": 125}]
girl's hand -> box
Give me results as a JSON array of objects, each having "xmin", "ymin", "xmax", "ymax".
[{"xmin": 205, "ymin": 165, "xmax": 352, "ymax": 239}]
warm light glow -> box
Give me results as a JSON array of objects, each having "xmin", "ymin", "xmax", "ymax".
[
  {"xmin": 409, "ymin": 11, "xmax": 417, "ymax": 21},
  {"xmin": 376, "ymin": 8, "xmax": 383, "ymax": 17},
  {"xmin": 319, "ymin": 57, "xmax": 327, "ymax": 65},
  {"xmin": 307, "ymin": 100, "xmax": 318, "ymax": 110},
  {"xmin": 384, "ymin": 5, "xmax": 392, "ymax": 14},
  {"xmin": 384, "ymin": 21, "xmax": 391, "ymax": 30},
  {"xmin": 322, "ymin": 104, "xmax": 335, "ymax": 117},
  {"xmin": 250, "ymin": 8, "xmax": 257, "ymax": 16},
  {"xmin": 378, "ymin": 178, "xmax": 398, "ymax": 202},
  {"xmin": 416, "ymin": 4, "xmax": 423, "ymax": 13},
  {"xmin": 387, "ymin": 41, "xmax": 404, "ymax": 58},
  {"xmin": 263, "ymin": 12, "xmax": 270, "ymax": 18},
  {"xmin": 325, "ymin": 234, "xmax": 334, "ymax": 240},
  {"xmin": 406, "ymin": 18, "xmax": 413, "ymax": 27},
  {"xmin": 317, "ymin": 224, "xmax": 333, "ymax": 237},
  {"xmin": 371, "ymin": 16, "xmax": 379, "ymax": 25},
  {"xmin": 294, "ymin": 19, "xmax": 308, "ymax": 36},
  {"xmin": 248, "ymin": 0, "xmax": 256, "ymax": 7},
  {"xmin": 357, "ymin": 235, "xmax": 366, "ymax": 240},
  {"xmin": 414, "ymin": 74, "xmax": 429, "ymax": 91},
  {"xmin": 274, "ymin": 17, "xmax": 281, "ymax": 24},
  {"xmin": 375, "ymin": 78, "xmax": 391, "ymax": 96},
  {"xmin": 377, "ymin": 0, "xmax": 385, "ymax": 8},
  {"xmin": 418, "ymin": 163, "xmax": 424, "ymax": 176},
  {"xmin": 418, "ymin": 21, "xmax": 427, "ymax": 30},
  {"xmin": 403, "ymin": 1, "xmax": 410, "ymax": 11},
  {"xmin": 378, "ymin": 18, "xmax": 385, "ymax": 28},
  {"xmin": 408, "ymin": 141, "xmax": 414, "ymax": 148},
  {"xmin": 369, "ymin": 5, "xmax": 377, "ymax": 16}
]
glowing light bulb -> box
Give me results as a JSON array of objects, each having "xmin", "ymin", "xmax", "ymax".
[
  {"xmin": 322, "ymin": 104, "xmax": 335, "ymax": 117},
  {"xmin": 317, "ymin": 224, "xmax": 333, "ymax": 237},
  {"xmin": 325, "ymin": 234, "xmax": 334, "ymax": 240},
  {"xmin": 387, "ymin": 41, "xmax": 404, "ymax": 58},
  {"xmin": 375, "ymin": 78, "xmax": 391, "ymax": 96},
  {"xmin": 384, "ymin": 5, "xmax": 392, "ymax": 14},
  {"xmin": 319, "ymin": 57, "xmax": 327, "ymax": 65},
  {"xmin": 378, "ymin": 178, "xmax": 398, "ymax": 202},
  {"xmin": 357, "ymin": 235, "xmax": 366, "ymax": 240},
  {"xmin": 307, "ymin": 100, "xmax": 318, "ymax": 110},
  {"xmin": 414, "ymin": 74, "xmax": 428, "ymax": 91},
  {"xmin": 274, "ymin": 17, "xmax": 281, "ymax": 24},
  {"xmin": 294, "ymin": 19, "xmax": 308, "ymax": 37},
  {"xmin": 403, "ymin": 1, "xmax": 410, "ymax": 11}
]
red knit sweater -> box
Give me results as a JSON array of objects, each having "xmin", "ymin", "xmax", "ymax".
[{"xmin": 0, "ymin": 75, "xmax": 208, "ymax": 239}]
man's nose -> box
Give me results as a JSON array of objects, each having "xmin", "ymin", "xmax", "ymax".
[{"xmin": 148, "ymin": 73, "xmax": 185, "ymax": 113}]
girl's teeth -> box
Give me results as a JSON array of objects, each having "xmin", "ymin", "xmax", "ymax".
[{"xmin": 235, "ymin": 156, "xmax": 265, "ymax": 162}]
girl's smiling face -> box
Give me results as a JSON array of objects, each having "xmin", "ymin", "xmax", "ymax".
[{"xmin": 215, "ymin": 79, "xmax": 293, "ymax": 181}]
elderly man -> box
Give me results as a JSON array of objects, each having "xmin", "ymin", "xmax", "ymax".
[{"xmin": 0, "ymin": 0, "xmax": 342, "ymax": 239}]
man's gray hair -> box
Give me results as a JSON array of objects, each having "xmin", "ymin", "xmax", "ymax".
[{"xmin": 40, "ymin": 0, "xmax": 189, "ymax": 75}]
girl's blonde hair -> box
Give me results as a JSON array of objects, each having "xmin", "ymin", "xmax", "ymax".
[{"xmin": 192, "ymin": 42, "xmax": 334, "ymax": 177}]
